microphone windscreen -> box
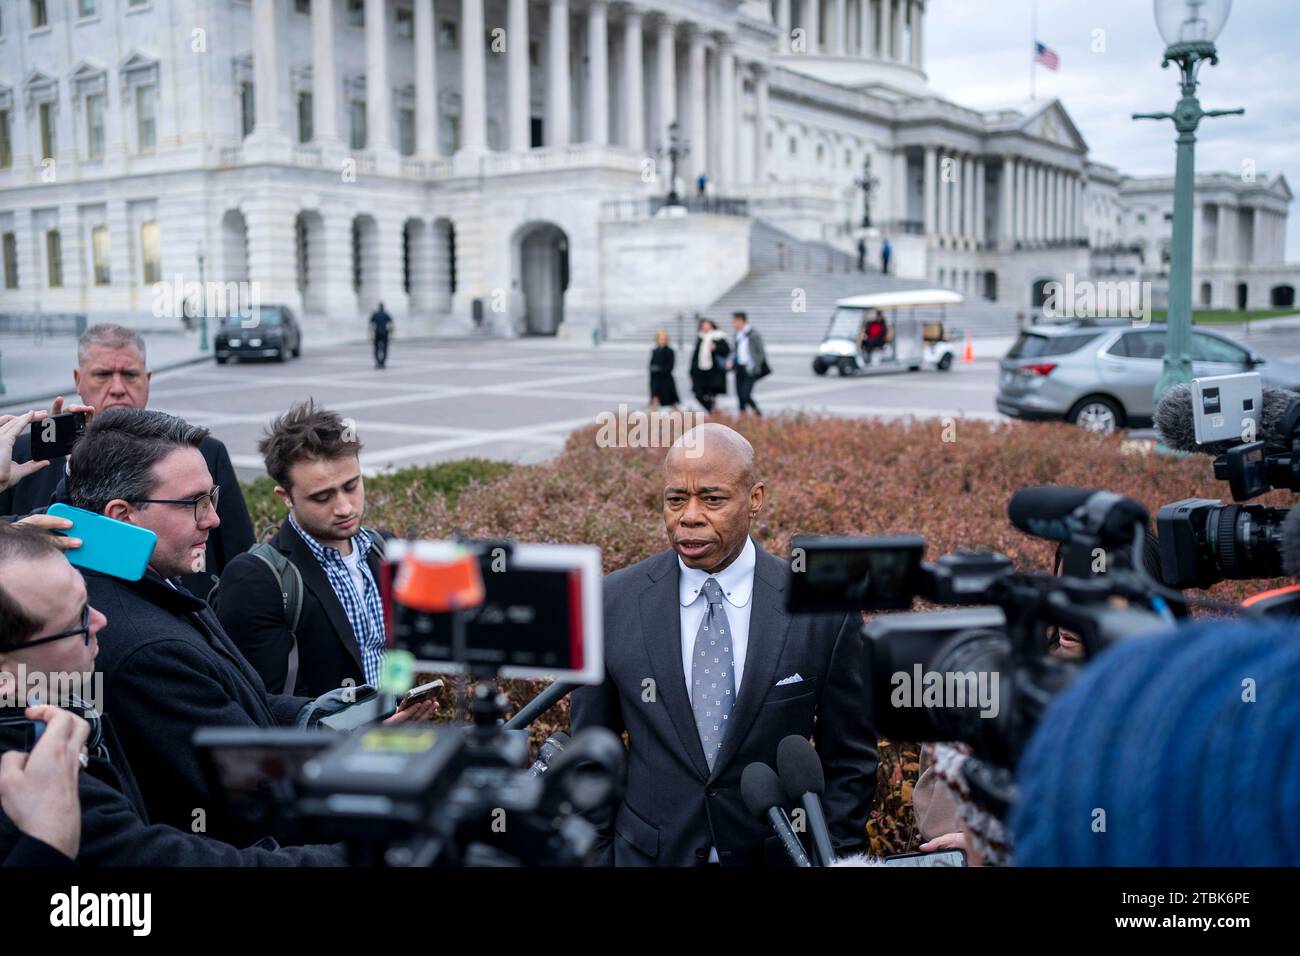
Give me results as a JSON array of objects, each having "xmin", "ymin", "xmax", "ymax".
[
  {"xmin": 1282, "ymin": 507, "xmax": 1300, "ymax": 579},
  {"xmin": 1008, "ymin": 486, "xmax": 1096, "ymax": 542},
  {"xmin": 776, "ymin": 735, "xmax": 825, "ymax": 801},
  {"xmin": 1156, "ymin": 383, "xmax": 1300, "ymax": 454},
  {"xmin": 741, "ymin": 762, "xmax": 787, "ymax": 820}
]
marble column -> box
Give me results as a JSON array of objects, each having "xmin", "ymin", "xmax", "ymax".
[
  {"xmin": 587, "ymin": 2, "xmax": 609, "ymax": 145},
  {"xmin": 311, "ymin": 0, "xmax": 342, "ymax": 148},
  {"xmin": 623, "ymin": 9, "xmax": 644, "ymax": 151},
  {"xmin": 687, "ymin": 28, "xmax": 707, "ymax": 181},
  {"xmin": 509, "ymin": 0, "xmax": 532, "ymax": 149},
  {"xmin": 833, "ymin": 0, "xmax": 847, "ymax": 54},
  {"xmin": 460, "ymin": 0, "xmax": 488, "ymax": 153},
  {"xmin": 778, "ymin": 0, "xmax": 792, "ymax": 53},
  {"xmin": 859, "ymin": 0, "xmax": 873, "ymax": 56},
  {"xmin": 880, "ymin": 0, "xmax": 891, "ymax": 59},
  {"xmin": 974, "ymin": 157, "xmax": 986, "ymax": 245},
  {"xmin": 250, "ymin": 0, "xmax": 284, "ymax": 140},
  {"xmin": 1000, "ymin": 157, "xmax": 1014, "ymax": 248},
  {"xmin": 364, "ymin": 0, "xmax": 392, "ymax": 152},
  {"xmin": 753, "ymin": 65, "xmax": 768, "ymax": 183},
  {"xmin": 923, "ymin": 144, "xmax": 937, "ymax": 238},
  {"xmin": 546, "ymin": 0, "xmax": 571, "ymax": 147},
  {"xmin": 656, "ymin": 18, "xmax": 675, "ymax": 150}
]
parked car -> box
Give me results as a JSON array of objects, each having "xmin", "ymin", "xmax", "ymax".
[
  {"xmin": 214, "ymin": 305, "xmax": 302, "ymax": 364},
  {"xmin": 996, "ymin": 321, "xmax": 1300, "ymax": 433}
]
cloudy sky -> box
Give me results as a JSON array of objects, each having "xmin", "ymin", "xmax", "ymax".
[{"xmin": 924, "ymin": 0, "xmax": 1299, "ymax": 257}]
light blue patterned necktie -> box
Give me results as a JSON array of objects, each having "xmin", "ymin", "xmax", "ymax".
[{"xmin": 692, "ymin": 577, "xmax": 736, "ymax": 771}]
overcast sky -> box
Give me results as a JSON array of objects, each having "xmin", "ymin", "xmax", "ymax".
[{"xmin": 924, "ymin": 0, "xmax": 1300, "ymax": 258}]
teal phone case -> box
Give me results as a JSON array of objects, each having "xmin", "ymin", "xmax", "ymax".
[{"xmin": 46, "ymin": 503, "xmax": 157, "ymax": 582}]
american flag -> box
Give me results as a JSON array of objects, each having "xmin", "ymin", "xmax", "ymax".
[{"xmin": 1034, "ymin": 41, "xmax": 1060, "ymax": 71}]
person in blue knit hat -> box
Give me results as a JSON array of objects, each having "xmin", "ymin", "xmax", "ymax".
[{"xmin": 1012, "ymin": 618, "xmax": 1300, "ymax": 866}]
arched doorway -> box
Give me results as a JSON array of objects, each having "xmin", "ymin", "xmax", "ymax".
[
  {"xmin": 1236, "ymin": 282, "xmax": 1248, "ymax": 310},
  {"xmin": 1271, "ymin": 284, "xmax": 1295, "ymax": 308},
  {"xmin": 1031, "ymin": 278, "xmax": 1057, "ymax": 312},
  {"xmin": 984, "ymin": 271, "xmax": 998, "ymax": 301},
  {"xmin": 1200, "ymin": 281, "xmax": 1212, "ymax": 307},
  {"xmin": 351, "ymin": 214, "xmax": 380, "ymax": 316},
  {"xmin": 220, "ymin": 210, "xmax": 249, "ymax": 284},
  {"xmin": 517, "ymin": 222, "xmax": 568, "ymax": 335}
]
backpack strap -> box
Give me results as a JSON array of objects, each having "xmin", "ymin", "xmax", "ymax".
[{"xmin": 246, "ymin": 543, "xmax": 305, "ymax": 695}]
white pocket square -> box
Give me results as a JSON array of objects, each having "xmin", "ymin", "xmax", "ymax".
[{"xmin": 775, "ymin": 674, "xmax": 803, "ymax": 686}]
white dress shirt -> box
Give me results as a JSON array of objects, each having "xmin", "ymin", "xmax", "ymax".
[
  {"xmin": 679, "ymin": 536, "xmax": 755, "ymax": 706},
  {"xmin": 735, "ymin": 328, "xmax": 753, "ymax": 370}
]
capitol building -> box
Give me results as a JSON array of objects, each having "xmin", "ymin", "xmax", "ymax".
[{"xmin": 0, "ymin": 0, "xmax": 1295, "ymax": 340}]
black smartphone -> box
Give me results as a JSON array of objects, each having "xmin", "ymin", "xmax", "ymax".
[
  {"xmin": 882, "ymin": 849, "xmax": 967, "ymax": 867},
  {"xmin": 29, "ymin": 411, "xmax": 87, "ymax": 461}
]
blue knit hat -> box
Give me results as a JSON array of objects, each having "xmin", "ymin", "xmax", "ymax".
[{"xmin": 1012, "ymin": 617, "xmax": 1300, "ymax": 866}]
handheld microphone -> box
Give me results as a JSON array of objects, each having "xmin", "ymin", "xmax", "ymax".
[
  {"xmin": 527, "ymin": 732, "xmax": 570, "ymax": 777},
  {"xmin": 1155, "ymin": 382, "xmax": 1300, "ymax": 454},
  {"xmin": 741, "ymin": 762, "xmax": 812, "ymax": 867},
  {"xmin": 775, "ymin": 735, "xmax": 836, "ymax": 867}
]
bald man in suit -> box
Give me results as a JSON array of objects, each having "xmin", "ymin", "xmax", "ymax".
[{"xmin": 571, "ymin": 424, "xmax": 876, "ymax": 866}]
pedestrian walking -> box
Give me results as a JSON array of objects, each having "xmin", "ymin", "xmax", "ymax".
[
  {"xmin": 689, "ymin": 317, "xmax": 729, "ymax": 413},
  {"xmin": 729, "ymin": 312, "xmax": 768, "ymax": 416},
  {"xmin": 369, "ymin": 301, "xmax": 393, "ymax": 368},
  {"xmin": 648, "ymin": 330, "xmax": 681, "ymax": 409}
]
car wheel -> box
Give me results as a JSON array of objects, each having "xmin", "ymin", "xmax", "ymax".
[
  {"xmin": 274, "ymin": 348, "xmax": 285, "ymax": 363},
  {"xmin": 1069, "ymin": 397, "xmax": 1123, "ymax": 434},
  {"xmin": 837, "ymin": 358, "xmax": 856, "ymax": 377},
  {"xmin": 812, "ymin": 357, "xmax": 828, "ymax": 376},
  {"xmin": 215, "ymin": 356, "xmax": 228, "ymax": 365},
  {"xmin": 937, "ymin": 353, "xmax": 954, "ymax": 372},
  {"xmin": 907, "ymin": 364, "xmax": 922, "ymax": 372},
  {"xmin": 292, "ymin": 341, "xmax": 301, "ymax": 358}
]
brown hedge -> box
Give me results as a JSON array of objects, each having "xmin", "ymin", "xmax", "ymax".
[{"xmin": 306, "ymin": 413, "xmax": 1293, "ymax": 856}]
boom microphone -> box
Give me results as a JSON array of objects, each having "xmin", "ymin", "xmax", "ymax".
[
  {"xmin": 1155, "ymin": 382, "xmax": 1300, "ymax": 454},
  {"xmin": 775, "ymin": 736, "xmax": 836, "ymax": 867},
  {"xmin": 741, "ymin": 762, "xmax": 812, "ymax": 867},
  {"xmin": 526, "ymin": 732, "xmax": 569, "ymax": 777}
]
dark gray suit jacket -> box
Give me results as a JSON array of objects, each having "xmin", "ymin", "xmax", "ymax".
[{"xmin": 570, "ymin": 541, "xmax": 876, "ymax": 866}]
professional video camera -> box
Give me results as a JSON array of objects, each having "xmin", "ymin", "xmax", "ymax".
[
  {"xmin": 196, "ymin": 538, "xmax": 624, "ymax": 866},
  {"xmin": 786, "ymin": 487, "xmax": 1177, "ymax": 815},
  {"xmin": 1153, "ymin": 372, "xmax": 1300, "ymax": 594}
]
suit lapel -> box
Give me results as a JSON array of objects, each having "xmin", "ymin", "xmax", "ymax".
[
  {"xmin": 639, "ymin": 552, "xmax": 711, "ymax": 780},
  {"xmin": 709, "ymin": 545, "xmax": 791, "ymax": 781},
  {"xmin": 280, "ymin": 523, "xmax": 365, "ymax": 673}
]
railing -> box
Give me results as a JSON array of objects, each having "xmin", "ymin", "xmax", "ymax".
[
  {"xmin": 877, "ymin": 219, "xmax": 924, "ymax": 236},
  {"xmin": 601, "ymin": 196, "xmax": 751, "ymax": 220},
  {"xmin": 401, "ymin": 158, "xmax": 425, "ymax": 177},
  {"xmin": 219, "ymin": 146, "xmax": 242, "ymax": 165},
  {"xmin": 0, "ymin": 313, "xmax": 88, "ymax": 337},
  {"xmin": 481, "ymin": 142, "xmax": 645, "ymax": 176},
  {"xmin": 293, "ymin": 146, "xmax": 322, "ymax": 167}
]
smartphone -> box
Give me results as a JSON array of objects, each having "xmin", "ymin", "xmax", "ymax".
[
  {"xmin": 46, "ymin": 503, "xmax": 157, "ymax": 581},
  {"xmin": 398, "ymin": 678, "xmax": 444, "ymax": 712},
  {"xmin": 29, "ymin": 411, "xmax": 87, "ymax": 461},
  {"xmin": 882, "ymin": 849, "xmax": 967, "ymax": 867}
]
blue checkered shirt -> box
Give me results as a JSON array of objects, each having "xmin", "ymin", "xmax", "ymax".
[{"xmin": 287, "ymin": 513, "xmax": 386, "ymax": 687}]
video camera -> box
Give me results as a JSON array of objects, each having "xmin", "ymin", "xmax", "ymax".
[
  {"xmin": 196, "ymin": 538, "xmax": 623, "ymax": 866},
  {"xmin": 786, "ymin": 487, "xmax": 1174, "ymax": 814},
  {"xmin": 1153, "ymin": 372, "xmax": 1300, "ymax": 592}
]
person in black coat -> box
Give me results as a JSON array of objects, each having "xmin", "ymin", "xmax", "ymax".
[
  {"xmin": 0, "ymin": 323, "xmax": 254, "ymax": 597},
  {"xmin": 570, "ymin": 424, "xmax": 876, "ymax": 866},
  {"xmin": 0, "ymin": 524, "xmax": 342, "ymax": 866},
  {"xmin": 688, "ymin": 318, "xmax": 730, "ymax": 413},
  {"xmin": 648, "ymin": 330, "xmax": 681, "ymax": 409}
]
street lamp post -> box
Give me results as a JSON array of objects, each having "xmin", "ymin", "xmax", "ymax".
[
  {"xmin": 656, "ymin": 121, "xmax": 690, "ymax": 207},
  {"xmin": 853, "ymin": 155, "xmax": 879, "ymax": 229},
  {"xmin": 1133, "ymin": 0, "xmax": 1242, "ymax": 410},
  {"xmin": 196, "ymin": 245, "xmax": 209, "ymax": 353}
]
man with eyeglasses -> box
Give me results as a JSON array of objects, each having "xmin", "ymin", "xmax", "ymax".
[
  {"xmin": 0, "ymin": 523, "xmax": 343, "ymax": 865},
  {"xmin": 66, "ymin": 408, "xmax": 428, "ymax": 842},
  {"xmin": 0, "ymin": 322, "xmax": 254, "ymax": 599}
]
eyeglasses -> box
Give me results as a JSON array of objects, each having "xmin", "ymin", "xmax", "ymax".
[
  {"xmin": 19, "ymin": 605, "xmax": 92, "ymax": 650},
  {"xmin": 130, "ymin": 485, "xmax": 221, "ymax": 523}
]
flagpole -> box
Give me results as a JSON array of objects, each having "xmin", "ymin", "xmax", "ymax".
[{"xmin": 1030, "ymin": 0, "xmax": 1038, "ymax": 100}]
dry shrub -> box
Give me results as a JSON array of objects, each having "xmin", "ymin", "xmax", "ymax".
[{"xmin": 286, "ymin": 413, "xmax": 1292, "ymax": 856}]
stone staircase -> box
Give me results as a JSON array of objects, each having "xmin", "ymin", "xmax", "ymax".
[{"xmin": 606, "ymin": 218, "xmax": 1022, "ymax": 345}]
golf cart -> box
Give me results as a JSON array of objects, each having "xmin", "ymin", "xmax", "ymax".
[{"xmin": 811, "ymin": 289, "xmax": 960, "ymax": 376}]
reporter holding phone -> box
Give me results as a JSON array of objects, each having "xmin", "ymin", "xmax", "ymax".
[
  {"xmin": 0, "ymin": 523, "xmax": 344, "ymax": 865},
  {"xmin": 66, "ymin": 408, "xmax": 429, "ymax": 844}
]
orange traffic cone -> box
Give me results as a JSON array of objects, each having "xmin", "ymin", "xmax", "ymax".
[{"xmin": 962, "ymin": 332, "xmax": 975, "ymax": 363}]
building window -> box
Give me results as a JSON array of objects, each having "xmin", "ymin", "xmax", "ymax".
[
  {"xmin": 347, "ymin": 0, "xmax": 364, "ymax": 27},
  {"xmin": 396, "ymin": 7, "xmax": 413, "ymax": 37},
  {"xmin": 398, "ymin": 108, "xmax": 415, "ymax": 156},
  {"xmin": 45, "ymin": 230, "xmax": 62, "ymax": 288},
  {"xmin": 349, "ymin": 101, "xmax": 366, "ymax": 149},
  {"xmin": 78, "ymin": 0, "xmax": 96, "ymax": 16},
  {"xmin": 788, "ymin": 137, "xmax": 796, "ymax": 156},
  {"xmin": 39, "ymin": 102, "xmax": 57, "ymax": 160},
  {"xmin": 31, "ymin": 1, "xmax": 49, "ymax": 29},
  {"xmin": 438, "ymin": 20, "xmax": 456, "ymax": 47},
  {"xmin": 0, "ymin": 111, "xmax": 11, "ymax": 168},
  {"xmin": 298, "ymin": 92, "xmax": 313, "ymax": 143},
  {"xmin": 2, "ymin": 233, "xmax": 17, "ymax": 288},
  {"xmin": 240, "ymin": 82, "xmax": 255, "ymax": 138},
  {"xmin": 140, "ymin": 221, "xmax": 161, "ymax": 284},
  {"xmin": 1136, "ymin": 212, "xmax": 1146, "ymax": 224},
  {"xmin": 135, "ymin": 85, "xmax": 156, "ymax": 152},
  {"xmin": 294, "ymin": 0, "xmax": 310, "ymax": 12},
  {"xmin": 85, "ymin": 92, "xmax": 105, "ymax": 159},
  {"xmin": 816, "ymin": 144, "xmax": 824, "ymax": 162},
  {"xmin": 845, "ymin": 149, "xmax": 852, "ymax": 166},
  {"xmin": 351, "ymin": 219, "xmax": 361, "ymax": 292},
  {"xmin": 439, "ymin": 115, "xmax": 458, "ymax": 155},
  {"xmin": 91, "ymin": 225, "xmax": 111, "ymax": 285}
]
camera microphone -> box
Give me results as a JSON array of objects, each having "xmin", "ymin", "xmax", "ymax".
[
  {"xmin": 775, "ymin": 735, "xmax": 836, "ymax": 866},
  {"xmin": 1155, "ymin": 382, "xmax": 1300, "ymax": 454},
  {"xmin": 741, "ymin": 762, "xmax": 812, "ymax": 867},
  {"xmin": 527, "ymin": 732, "xmax": 570, "ymax": 777},
  {"xmin": 1008, "ymin": 486, "xmax": 1147, "ymax": 545}
]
